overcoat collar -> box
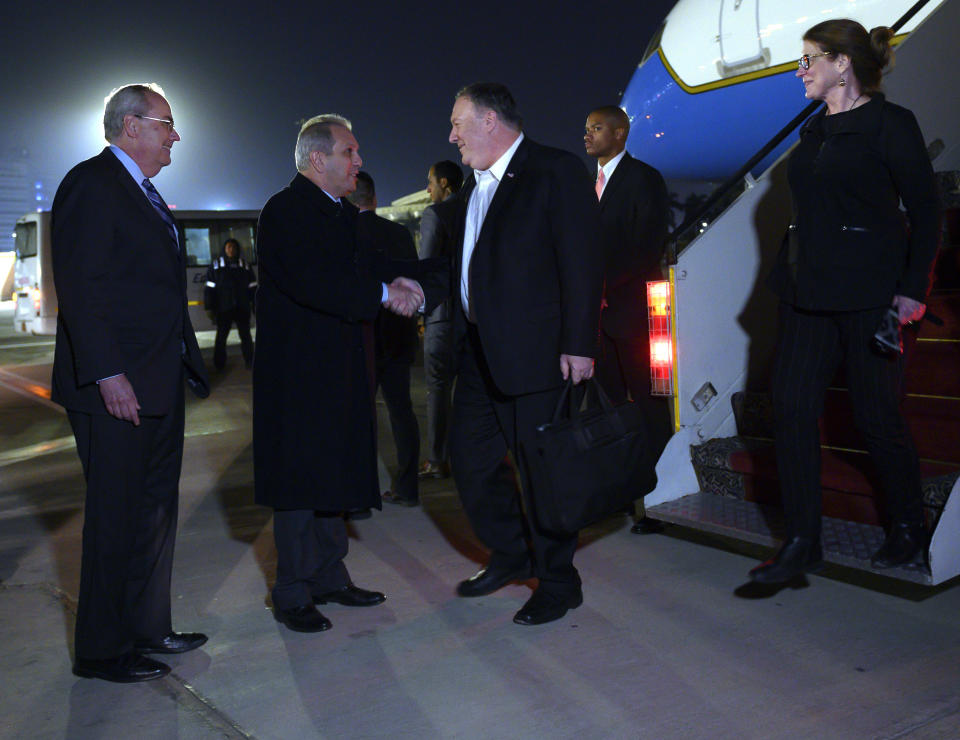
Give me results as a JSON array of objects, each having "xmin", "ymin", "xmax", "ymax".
[{"xmin": 290, "ymin": 172, "xmax": 358, "ymax": 219}]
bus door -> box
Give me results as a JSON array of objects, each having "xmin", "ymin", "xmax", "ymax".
[
  {"xmin": 177, "ymin": 212, "xmax": 258, "ymax": 332},
  {"xmin": 12, "ymin": 212, "xmax": 56, "ymax": 335}
]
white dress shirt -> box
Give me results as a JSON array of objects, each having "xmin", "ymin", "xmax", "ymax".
[
  {"xmin": 595, "ymin": 148, "xmax": 626, "ymax": 199},
  {"xmin": 461, "ymin": 133, "xmax": 524, "ymax": 320}
]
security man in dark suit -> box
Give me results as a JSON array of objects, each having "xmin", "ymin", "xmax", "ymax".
[
  {"xmin": 418, "ymin": 160, "xmax": 463, "ymax": 480},
  {"xmin": 349, "ymin": 171, "xmax": 422, "ymax": 506},
  {"xmin": 447, "ymin": 83, "xmax": 603, "ymax": 626},
  {"xmin": 51, "ymin": 83, "xmax": 210, "ymax": 683},
  {"xmin": 584, "ymin": 105, "xmax": 672, "ymax": 535}
]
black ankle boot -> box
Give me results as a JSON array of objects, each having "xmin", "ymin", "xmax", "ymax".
[
  {"xmin": 749, "ymin": 536, "xmax": 824, "ymax": 584},
  {"xmin": 870, "ymin": 522, "xmax": 926, "ymax": 569}
]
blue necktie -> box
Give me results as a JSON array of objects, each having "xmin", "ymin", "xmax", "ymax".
[{"xmin": 142, "ymin": 178, "xmax": 179, "ymax": 250}]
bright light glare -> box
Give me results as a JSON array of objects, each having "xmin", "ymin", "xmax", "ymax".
[
  {"xmin": 650, "ymin": 338, "xmax": 672, "ymax": 367},
  {"xmin": 647, "ymin": 280, "xmax": 670, "ymax": 318}
]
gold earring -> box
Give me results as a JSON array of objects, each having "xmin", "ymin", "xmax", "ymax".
[{"xmin": 839, "ymin": 76, "xmax": 846, "ymax": 87}]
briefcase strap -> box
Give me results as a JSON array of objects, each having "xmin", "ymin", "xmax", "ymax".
[{"xmin": 551, "ymin": 377, "xmax": 616, "ymax": 424}]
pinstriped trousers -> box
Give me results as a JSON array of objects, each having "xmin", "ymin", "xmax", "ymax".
[{"xmin": 771, "ymin": 302, "xmax": 923, "ymax": 540}]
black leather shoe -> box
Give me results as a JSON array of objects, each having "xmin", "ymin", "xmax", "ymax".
[
  {"xmin": 274, "ymin": 604, "xmax": 332, "ymax": 632},
  {"xmin": 871, "ymin": 522, "xmax": 927, "ymax": 569},
  {"xmin": 456, "ymin": 564, "xmax": 532, "ymax": 597},
  {"xmin": 73, "ymin": 653, "xmax": 170, "ymax": 683},
  {"xmin": 630, "ymin": 517, "xmax": 664, "ymax": 535},
  {"xmin": 749, "ymin": 537, "xmax": 824, "ymax": 584},
  {"xmin": 513, "ymin": 589, "xmax": 583, "ymax": 626},
  {"xmin": 134, "ymin": 632, "xmax": 208, "ymax": 655},
  {"xmin": 382, "ymin": 491, "xmax": 419, "ymax": 507},
  {"xmin": 315, "ymin": 584, "xmax": 386, "ymax": 607}
]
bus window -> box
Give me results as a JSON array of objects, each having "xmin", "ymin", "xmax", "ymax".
[
  {"xmin": 15, "ymin": 222, "xmax": 37, "ymax": 259},
  {"xmin": 215, "ymin": 222, "xmax": 257, "ymax": 264},
  {"xmin": 184, "ymin": 227, "xmax": 213, "ymax": 267}
]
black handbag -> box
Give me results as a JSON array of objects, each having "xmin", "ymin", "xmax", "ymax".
[{"xmin": 524, "ymin": 378, "xmax": 658, "ymax": 535}]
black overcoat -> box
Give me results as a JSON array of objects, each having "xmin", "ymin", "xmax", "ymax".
[{"xmin": 253, "ymin": 175, "xmax": 384, "ymax": 512}]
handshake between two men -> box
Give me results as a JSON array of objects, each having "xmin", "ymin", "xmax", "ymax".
[{"xmin": 383, "ymin": 276, "xmax": 426, "ymax": 318}]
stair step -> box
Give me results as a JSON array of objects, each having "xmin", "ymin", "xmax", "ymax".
[
  {"xmin": 821, "ymin": 390, "xmax": 960, "ymax": 464},
  {"xmin": 903, "ymin": 339, "xmax": 960, "ymax": 396},
  {"xmin": 921, "ymin": 291, "xmax": 960, "ymax": 339},
  {"xmin": 646, "ymin": 492, "xmax": 932, "ymax": 584},
  {"xmin": 692, "ymin": 436, "xmax": 958, "ymax": 526}
]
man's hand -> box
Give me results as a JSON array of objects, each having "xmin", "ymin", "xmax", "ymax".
[
  {"xmin": 560, "ymin": 354, "xmax": 594, "ymax": 385},
  {"xmin": 892, "ymin": 294, "xmax": 926, "ymax": 325},
  {"xmin": 98, "ymin": 374, "xmax": 141, "ymax": 426},
  {"xmin": 384, "ymin": 277, "xmax": 424, "ymax": 317}
]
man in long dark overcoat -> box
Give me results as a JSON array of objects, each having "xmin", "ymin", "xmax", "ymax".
[{"xmin": 253, "ymin": 114, "xmax": 427, "ymax": 632}]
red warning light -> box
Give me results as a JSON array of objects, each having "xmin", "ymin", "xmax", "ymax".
[{"xmin": 646, "ymin": 280, "xmax": 673, "ymax": 396}]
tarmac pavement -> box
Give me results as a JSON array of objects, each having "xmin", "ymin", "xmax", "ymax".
[{"xmin": 1, "ymin": 322, "xmax": 959, "ymax": 739}]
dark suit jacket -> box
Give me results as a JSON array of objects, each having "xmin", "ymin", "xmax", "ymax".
[
  {"xmin": 356, "ymin": 210, "xmax": 420, "ymax": 364},
  {"xmin": 420, "ymin": 196, "xmax": 459, "ymax": 325},
  {"xmin": 597, "ymin": 152, "xmax": 669, "ymax": 338},
  {"xmin": 50, "ymin": 147, "xmax": 208, "ymax": 416},
  {"xmin": 452, "ymin": 137, "xmax": 603, "ymax": 396}
]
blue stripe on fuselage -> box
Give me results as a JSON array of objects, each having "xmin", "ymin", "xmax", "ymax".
[{"xmin": 621, "ymin": 52, "xmax": 815, "ymax": 180}]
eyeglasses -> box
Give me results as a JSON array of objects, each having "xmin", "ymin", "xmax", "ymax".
[
  {"xmin": 135, "ymin": 114, "xmax": 176, "ymax": 131},
  {"xmin": 798, "ymin": 52, "xmax": 832, "ymax": 70}
]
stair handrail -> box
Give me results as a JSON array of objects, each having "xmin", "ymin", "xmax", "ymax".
[{"xmin": 667, "ymin": 0, "xmax": 935, "ymax": 264}]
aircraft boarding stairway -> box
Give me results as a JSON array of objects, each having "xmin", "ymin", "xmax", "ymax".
[{"xmin": 641, "ymin": 0, "xmax": 960, "ymax": 585}]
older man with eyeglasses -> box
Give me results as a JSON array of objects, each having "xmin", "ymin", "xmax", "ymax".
[{"xmin": 51, "ymin": 83, "xmax": 210, "ymax": 683}]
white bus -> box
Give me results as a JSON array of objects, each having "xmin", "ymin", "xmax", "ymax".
[{"xmin": 11, "ymin": 209, "xmax": 258, "ymax": 335}]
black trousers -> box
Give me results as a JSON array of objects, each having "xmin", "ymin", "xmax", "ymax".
[
  {"xmin": 271, "ymin": 511, "xmax": 350, "ymax": 610},
  {"xmin": 68, "ymin": 387, "xmax": 184, "ymax": 660},
  {"xmin": 596, "ymin": 329, "xmax": 673, "ymax": 460},
  {"xmin": 772, "ymin": 302, "xmax": 923, "ymax": 540},
  {"xmin": 376, "ymin": 358, "xmax": 420, "ymax": 501},
  {"xmin": 214, "ymin": 308, "xmax": 253, "ymax": 369},
  {"xmin": 450, "ymin": 325, "xmax": 580, "ymax": 597},
  {"xmin": 423, "ymin": 320, "xmax": 454, "ymax": 465}
]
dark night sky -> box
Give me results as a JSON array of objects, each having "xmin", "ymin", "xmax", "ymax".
[{"xmin": 1, "ymin": 0, "xmax": 676, "ymax": 209}]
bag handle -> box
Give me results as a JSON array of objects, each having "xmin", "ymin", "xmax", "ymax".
[{"xmin": 550, "ymin": 377, "xmax": 616, "ymax": 424}]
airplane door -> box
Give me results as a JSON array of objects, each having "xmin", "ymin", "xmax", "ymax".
[{"xmin": 718, "ymin": 0, "xmax": 768, "ymax": 74}]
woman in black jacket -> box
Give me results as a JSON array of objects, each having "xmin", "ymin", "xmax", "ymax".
[{"xmin": 751, "ymin": 19, "xmax": 940, "ymax": 584}]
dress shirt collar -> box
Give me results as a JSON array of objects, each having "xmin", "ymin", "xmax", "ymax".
[
  {"xmin": 320, "ymin": 188, "xmax": 341, "ymax": 204},
  {"xmin": 108, "ymin": 145, "xmax": 149, "ymax": 195},
  {"xmin": 474, "ymin": 132, "xmax": 524, "ymax": 185},
  {"xmin": 598, "ymin": 148, "xmax": 626, "ymax": 182}
]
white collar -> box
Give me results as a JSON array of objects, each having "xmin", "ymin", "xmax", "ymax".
[
  {"xmin": 474, "ymin": 132, "xmax": 524, "ymax": 184},
  {"xmin": 599, "ymin": 149, "xmax": 627, "ymax": 180}
]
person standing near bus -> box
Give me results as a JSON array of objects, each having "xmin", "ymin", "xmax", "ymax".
[
  {"xmin": 204, "ymin": 238, "xmax": 257, "ymax": 370},
  {"xmin": 51, "ymin": 83, "xmax": 210, "ymax": 683}
]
